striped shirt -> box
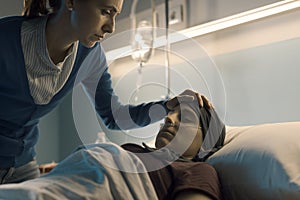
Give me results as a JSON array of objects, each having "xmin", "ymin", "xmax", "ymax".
[{"xmin": 21, "ymin": 16, "xmax": 78, "ymax": 105}]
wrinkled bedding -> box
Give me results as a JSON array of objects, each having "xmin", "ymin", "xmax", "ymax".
[{"xmin": 0, "ymin": 143, "xmax": 158, "ymax": 200}]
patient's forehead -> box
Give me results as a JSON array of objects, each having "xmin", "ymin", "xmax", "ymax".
[
  {"xmin": 172, "ymin": 102, "xmax": 197, "ymax": 111},
  {"xmin": 168, "ymin": 103, "xmax": 199, "ymax": 122}
]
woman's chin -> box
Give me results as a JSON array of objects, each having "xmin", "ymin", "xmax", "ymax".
[{"xmin": 80, "ymin": 40, "xmax": 98, "ymax": 48}]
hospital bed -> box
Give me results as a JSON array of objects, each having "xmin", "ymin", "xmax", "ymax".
[
  {"xmin": 0, "ymin": 122, "xmax": 299, "ymax": 200},
  {"xmin": 207, "ymin": 121, "xmax": 300, "ymax": 200}
]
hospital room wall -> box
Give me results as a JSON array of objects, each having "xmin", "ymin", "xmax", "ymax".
[
  {"xmin": 184, "ymin": 8, "xmax": 300, "ymax": 126},
  {"xmin": 0, "ymin": 0, "xmax": 22, "ymax": 16},
  {"xmin": 106, "ymin": 8, "xmax": 300, "ymax": 127}
]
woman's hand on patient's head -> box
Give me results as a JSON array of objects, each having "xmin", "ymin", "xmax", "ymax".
[
  {"xmin": 199, "ymin": 94, "xmax": 213, "ymax": 109},
  {"xmin": 166, "ymin": 89, "xmax": 213, "ymax": 111}
]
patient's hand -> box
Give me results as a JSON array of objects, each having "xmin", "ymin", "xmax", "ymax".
[{"xmin": 166, "ymin": 89, "xmax": 213, "ymax": 110}]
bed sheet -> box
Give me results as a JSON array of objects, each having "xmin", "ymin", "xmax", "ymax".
[{"xmin": 0, "ymin": 143, "xmax": 158, "ymax": 200}]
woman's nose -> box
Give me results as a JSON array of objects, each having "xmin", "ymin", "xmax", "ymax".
[{"xmin": 102, "ymin": 17, "xmax": 115, "ymax": 34}]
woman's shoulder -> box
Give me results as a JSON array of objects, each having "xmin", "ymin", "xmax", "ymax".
[
  {"xmin": 0, "ymin": 16, "xmax": 26, "ymax": 25},
  {"xmin": 0, "ymin": 16, "xmax": 28, "ymax": 35},
  {"xmin": 0, "ymin": 16, "xmax": 43, "ymax": 40},
  {"xmin": 0, "ymin": 15, "xmax": 42, "ymax": 29}
]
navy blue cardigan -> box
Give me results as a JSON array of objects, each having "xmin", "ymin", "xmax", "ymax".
[{"xmin": 0, "ymin": 16, "xmax": 166, "ymax": 168}]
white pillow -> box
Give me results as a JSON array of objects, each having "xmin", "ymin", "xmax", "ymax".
[{"xmin": 207, "ymin": 122, "xmax": 300, "ymax": 200}]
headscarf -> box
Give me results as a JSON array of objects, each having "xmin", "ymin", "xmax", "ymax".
[{"xmin": 187, "ymin": 100, "xmax": 226, "ymax": 161}]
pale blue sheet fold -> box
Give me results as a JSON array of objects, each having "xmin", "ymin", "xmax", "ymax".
[{"xmin": 0, "ymin": 143, "xmax": 158, "ymax": 200}]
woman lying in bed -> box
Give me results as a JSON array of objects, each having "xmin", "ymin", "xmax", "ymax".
[
  {"xmin": 122, "ymin": 92, "xmax": 226, "ymax": 200},
  {"xmin": 0, "ymin": 93, "xmax": 225, "ymax": 200}
]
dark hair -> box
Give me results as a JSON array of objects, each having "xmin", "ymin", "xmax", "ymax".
[{"xmin": 22, "ymin": 0, "xmax": 61, "ymax": 17}]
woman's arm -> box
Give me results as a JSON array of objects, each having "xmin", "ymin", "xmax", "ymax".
[
  {"xmin": 80, "ymin": 44, "xmax": 167, "ymax": 130},
  {"xmin": 94, "ymin": 68, "xmax": 167, "ymax": 130}
]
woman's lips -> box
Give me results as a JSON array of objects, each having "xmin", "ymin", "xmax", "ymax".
[{"xmin": 95, "ymin": 34, "xmax": 103, "ymax": 40}]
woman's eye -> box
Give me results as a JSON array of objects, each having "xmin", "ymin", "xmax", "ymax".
[{"xmin": 101, "ymin": 9, "xmax": 111, "ymax": 16}]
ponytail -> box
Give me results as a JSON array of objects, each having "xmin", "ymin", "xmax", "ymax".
[{"xmin": 22, "ymin": 0, "xmax": 61, "ymax": 17}]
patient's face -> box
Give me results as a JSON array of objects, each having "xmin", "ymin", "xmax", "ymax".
[{"xmin": 155, "ymin": 103, "xmax": 203, "ymax": 160}]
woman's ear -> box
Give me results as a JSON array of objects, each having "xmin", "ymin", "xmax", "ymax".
[{"xmin": 65, "ymin": 0, "xmax": 74, "ymax": 10}]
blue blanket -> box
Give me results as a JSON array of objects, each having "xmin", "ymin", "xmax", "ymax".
[{"xmin": 0, "ymin": 143, "xmax": 158, "ymax": 200}]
